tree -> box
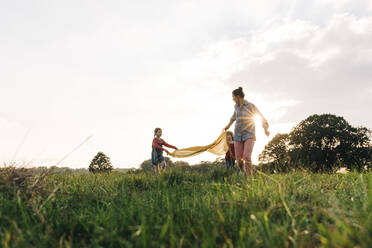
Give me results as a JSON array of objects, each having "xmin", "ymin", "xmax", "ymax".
[
  {"xmin": 140, "ymin": 159, "xmax": 154, "ymax": 172},
  {"xmin": 341, "ymin": 127, "xmax": 372, "ymax": 171},
  {"xmin": 259, "ymin": 114, "xmax": 372, "ymax": 173},
  {"xmin": 290, "ymin": 114, "xmax": 371, "ymax": 172},
  {"xmin": 258, "ymin": 133, "xmax": 292, "ymax": 172},
  {"xmin": 140, "ymin": 157, "xmax": 189, "ymax": 171},
  {"xmin": 368, "ymin": 146, "xmax": 372, "ymax": 170},
  {"xmin": 89, "ymin": 152, "xmax": 113, "ymax": 173}
]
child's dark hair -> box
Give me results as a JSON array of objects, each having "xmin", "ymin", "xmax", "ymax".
[
  {"xmin": 232, "ymin": 87, "xmax": 245, "ymax": 98},
  {"xmin": 226, "ymin": 131, "xmax": 234, "ymax": 141},
  {"xmin": 154, "ymin": 127, "xmax": 162, "ymax": 136}
]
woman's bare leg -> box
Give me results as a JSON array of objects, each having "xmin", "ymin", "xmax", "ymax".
[
  {"xmin": 238, "ymin": 159, "xmax": 246, "ymax": 173},
  {"xmin": 243, "ymin": 139, "xmax": 255, "ymax": 176},
  {"xmin": 245, "ymin": 160, "xmax": 253, "ymax": 176},
  {"xmin": 234, "ymin": 141, "xmax": 245, "ymax": 173}
]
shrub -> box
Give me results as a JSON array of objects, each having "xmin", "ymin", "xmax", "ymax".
[{"xmin": 89, "ymin": 152, "xmax": 113, "ymax": 173}]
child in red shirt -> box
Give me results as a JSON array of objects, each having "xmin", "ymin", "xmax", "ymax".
[
  {"xmin": 152, "ymin": 128, "xmax": 178, "ymax": 173},
  {"xmin": 225, "ymin": 131, "xmax": 235, "ymax": 168}
]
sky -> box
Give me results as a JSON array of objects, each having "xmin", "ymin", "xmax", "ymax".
[{"xmin": 1, "ymin": 0, "xmax": 372, "ymax": 168}]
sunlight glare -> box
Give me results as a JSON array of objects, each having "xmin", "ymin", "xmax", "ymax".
[{"xmin": 254, "ymin": 115, "xmax": 262, "ymax": 127}]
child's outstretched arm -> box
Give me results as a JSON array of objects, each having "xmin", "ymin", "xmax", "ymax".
[
  {"xmin": 152, "ymin": 140, "xmax": 166, "ymax": 151},
  {"xmin": 161, "ymin": 139, "xmax": 178, "ymax": 150},
  {"xmin": 153, "ymin": 140, "xmax": 172, "ymax": 155}
]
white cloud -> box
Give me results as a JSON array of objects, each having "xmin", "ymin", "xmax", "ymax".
[{"xmin": 220, "ymin": 14, "xmax": 372, "ymax": 125}]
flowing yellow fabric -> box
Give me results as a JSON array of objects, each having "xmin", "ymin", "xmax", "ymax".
[{"xmin": 170, "ymin": 131, "xmax": 229, "ymax": 158}]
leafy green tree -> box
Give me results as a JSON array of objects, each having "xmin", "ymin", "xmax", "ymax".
[
  {"xmin": 290, "ymin": 114, "xmax": 371, "ymax": 172},
  {"xmin": 258, "ymin": 133, "xmax": 292, "ymax": 172},
  {"xmin": 259, "ymin": 114, "xmax": 372, "ymax": 173},
  {"xmin": 369, "ymin": 146, "xmax": 372, "ymax": 170},
  {"xmin": 89, "ymin": 152, "xmax": 113, "ymax": 173},
  {"xmin": 140, "ymin": 159, "xmax": 154, "ymax": 172},
  {"xmin": 140, "ymin": 157, "xmax": 182, "ymax": 172}
]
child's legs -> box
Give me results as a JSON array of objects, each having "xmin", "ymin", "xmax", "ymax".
[
  {"xmin": 156, "ymin": 162, "xmax": 165, "ymax": 174},
  {"xmin": 155, "ymin": 164, "xmax": 160, "ymax": 173},
  {"xmin": 226, "ymin": 159, "xmax": 233, "ymax": 168},
  {"xmin": 225, "ymin": 159, "xmax": 230, "ymax": 167},
  {"xmin": 161, "ymin": 160, "xmax": 166, "ymax": 169},
  {"xmin": 152, "ymin": 149, "xmax": 164, "ymax": 174},
  {"xmin": 242, "ymin": 139, "xmax": 255, "ymax": 173},
  {"xmin": 159, "ymin": 153, "xmax": 166, "ymax": 169},
  {"xmin": 155, "ymin": 154, "xmax": 166, "ymax": 173}
]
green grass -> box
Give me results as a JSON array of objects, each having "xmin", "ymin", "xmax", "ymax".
[{"xmin": 1, "ymin": 166, "xmax": 372, "ymax": 247}]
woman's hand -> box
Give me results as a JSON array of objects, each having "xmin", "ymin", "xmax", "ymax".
[
  {"xmin": 165, "ymin": 150, "xmax": 171, "ymax": 155},
  {"xmin": 263, "ymin": 120, "xmax": 270, "ymax": 137},
  {"xmin": 223, "ymin": 125, "xmax": 230, "ymax": 132},
  {"xmin": 264, "ymin": 129, "xmax": 270, "ymax": 137},
  {"xmin": 224, "ymin": 120, "xmax": 234, "ymax": 132}
]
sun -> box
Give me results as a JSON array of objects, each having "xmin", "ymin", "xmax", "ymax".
[{"xmin": 253, "ymin": 115, "xmax": 262, "ymax": 127}]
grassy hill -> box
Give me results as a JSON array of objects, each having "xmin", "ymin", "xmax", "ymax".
[{"xmin": 1, "ymin": 166, "xmax": 371, "ymax": 247}]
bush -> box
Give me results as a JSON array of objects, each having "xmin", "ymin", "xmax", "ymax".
[{"xmin": 89, "ymin": 152, "xmax": 113, "ymax": 173}]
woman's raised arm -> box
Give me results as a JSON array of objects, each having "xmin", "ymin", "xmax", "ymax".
[{"xmin": 224, "ymin": 114, "xmax": 235, "ymax": 131}]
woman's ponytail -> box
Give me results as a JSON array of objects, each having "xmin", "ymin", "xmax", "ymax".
[{"xmin": 232, "ymin": 87, "xmax": 245, "ymax": 98}]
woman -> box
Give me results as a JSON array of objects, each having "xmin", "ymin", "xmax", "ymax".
[{"xmin": 224, "ymin": 87, "xmax": 270, "ymax": 175}]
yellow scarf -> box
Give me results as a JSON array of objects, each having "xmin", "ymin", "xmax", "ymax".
[{"xmin": 170, "ymin": 131, "xmax": 229, "ymax": 158}]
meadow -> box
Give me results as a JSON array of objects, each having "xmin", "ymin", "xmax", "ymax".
[{"xmin": 1, "ymin": 165, "xmax": 371, "ymax": 247}]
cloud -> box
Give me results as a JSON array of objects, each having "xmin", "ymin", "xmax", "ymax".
[
  {"xmin": 1, "ymin": 1, "xmax": 372, "ymax": 167},
  {"xmin": 219, "ymin": 14, "xmax": 372, "ymax": 127}
]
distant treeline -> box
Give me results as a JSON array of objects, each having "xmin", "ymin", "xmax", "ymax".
[
  {"xmin": 22, "ymin": 166, "xmax": 135, "ymax": 174},
  {"xmin": 11, "ymin": 114, "xmax": 371, "ymax": 174}
]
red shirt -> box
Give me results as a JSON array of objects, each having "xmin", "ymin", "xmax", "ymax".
[
  {"xmin": 152, "ymin": 138, "xmax": 176, "ymax": 151},
  {"xmin": 225, "ymin": 142, "xmax": 235, "ymax": 160}
]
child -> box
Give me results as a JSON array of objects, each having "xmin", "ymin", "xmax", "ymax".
[
  {"xmin": 152, "ymin": 128, "xmax": 178, "ymax": 173},
  {"xmin": 225, "ymin": 131, "xmax": 235, "ymax": 168}
]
